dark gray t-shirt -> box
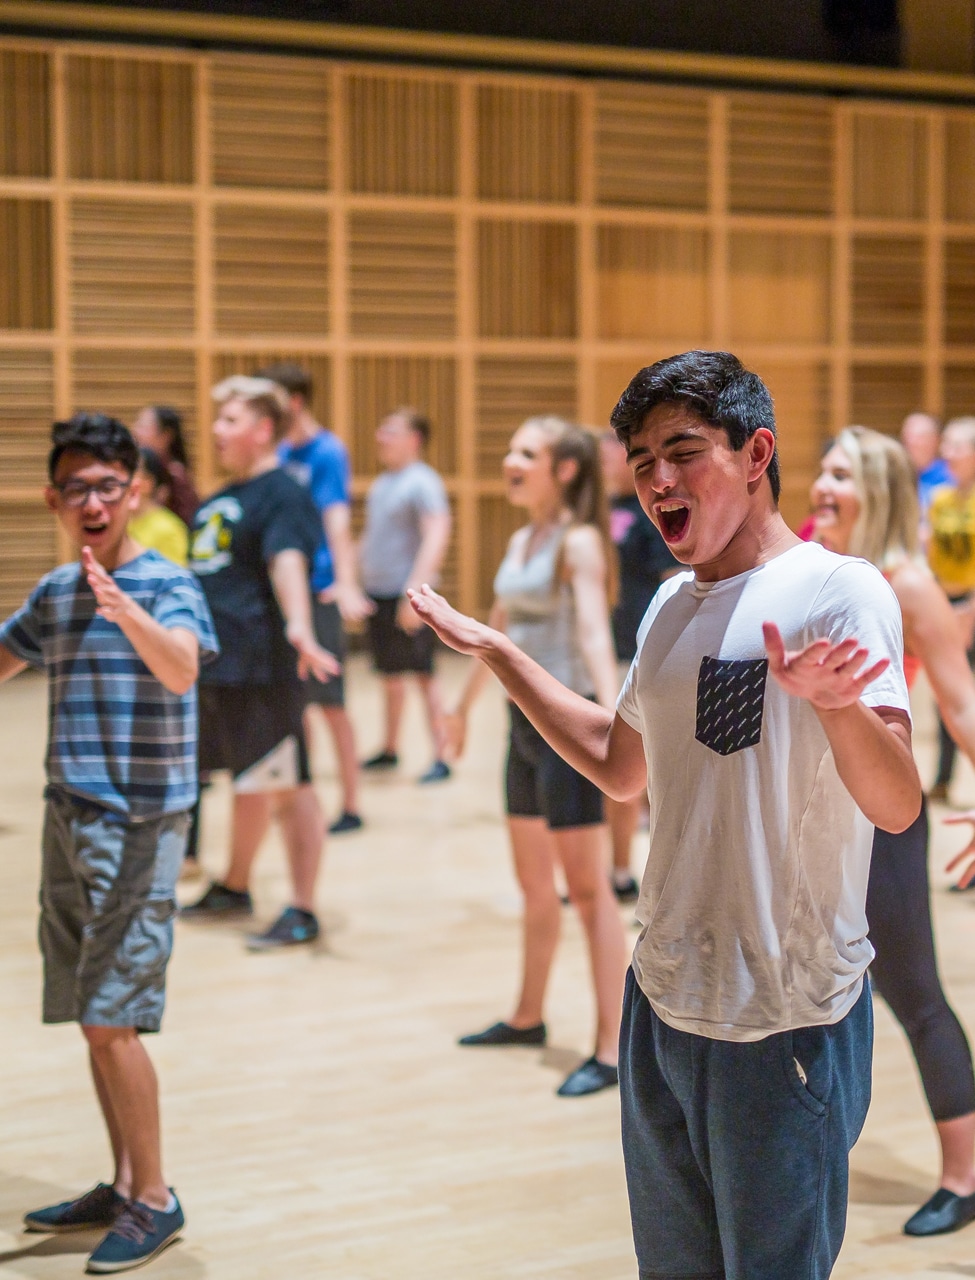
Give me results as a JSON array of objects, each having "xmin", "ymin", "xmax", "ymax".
[{"xmin": 359, "ymin": 461, "xmax": 449, "ymax": 596}]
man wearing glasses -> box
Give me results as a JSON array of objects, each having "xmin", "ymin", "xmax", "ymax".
[{"xmin": 0, "ymin": 413, "xmax": 218, "ymax": 1274}]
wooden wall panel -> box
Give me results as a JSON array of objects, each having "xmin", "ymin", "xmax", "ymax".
[
  {"xmin": 595, "ymin": 84, "xmax": 709, "ymax": 209},
  {"xmin": 851, "ymin": 363, "xmax": 925, "ymax": 433},
  {"xmin": 944, "ymin": 240, "xmax": 975, "ymax": 344},
  {"xmin": 72, "ymin": 349, "xmax": 198, "ymax": 462},
  {"xmin": 348, "ymin": 212, "xmax": 456, "ymax": 338},
  {"xmin": 214, "ymin": 205, "xmax": 329, "ymax": 336},
  {"xmin": 597, "ymin": 226, "xmax": 708, "ymax": 341},
  {"xmin": 66, "ymin": 54, "xmax": 194, "ymax": 183},
  {"xmin": 944, "ymin": 365, "xmax": 975, "ymax": 419},
  {"xmin": 477, "ymin": 220, "xmax": 576, "ymax": 338},
  {"xmin": 0, "ymin": 199, "xmax": 52, "ymax": 330},
  {"xmin": 0, "ymin": 503, "xmax": 58, "ymax": 613},
  {"xmin": 728, "ymin": 233, "xmax": 831, "ymax": 342},
  {"xmin": 0, "ymin": 348, "xmax": 55, "ymax": 487},
  {"xmin": 71, "ymin": 198, "xmax": 195, "ymax": 334},
  {"xmin": 349, "ymin": 356, "xmax": 457, "ymax": 477},
  {"xmin": 595, "ymin": 359, "xmax": 644, "ymax": 429},
  {"xmin": 0, "ymin": 49, "xmax": 50, "ymax": 177},
  {"xmin": 212, "ymin": 352, "xmax": 332, "ymax": 431},
  {"xmin": 211, "ymin": 55, "xmax": 330, "ymax": 190},
  {"xmin": 477, "ymin": 83, "xmax": 577, "ymax": 203},
  {"xmin": 945, "ymin": 117, "xmax": 975, "ymax": 223},
  {"xmin": 728, "ymin": 95, "xmax": 833, "ymax": 215},
  {"xmin": 475, "ymin": 357, "xmax": 577, "ymax": 479},
  {"xmin": 851, "ymin": 110, "xmax": 928, "ymax": 219},
  {"xmin": 347, "ymin": 71, "xmax": 456, "ymax": 196},
  {"xmin": 851, "ymin": 236, "xmax": 925, "ymax": 344},
  {"xmin": 749, "ymin": 360, "xmax": 830, "ymax": 526}
]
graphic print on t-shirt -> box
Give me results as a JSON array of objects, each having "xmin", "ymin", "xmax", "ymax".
[
  {"xmin": 190, "ymin": 496, "xmax": 242, "ymax": 576},
  {"xmin": 695, "ymin": 655, "xmax": 768, "ymax": 756}
]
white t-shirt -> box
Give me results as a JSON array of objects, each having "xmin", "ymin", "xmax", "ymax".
[{"xmin": 617, "ymin": 541, "xmax": 910, "ymax": 1043}]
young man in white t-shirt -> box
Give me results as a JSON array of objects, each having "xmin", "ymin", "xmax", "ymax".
[{"xmin": 408, "ymin": 350, "xmax": 921, "ymax": 1279}]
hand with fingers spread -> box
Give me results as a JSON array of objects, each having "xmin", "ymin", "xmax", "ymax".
[
  {"xmin": 943, "ymin": 811, "xmax": 975, "ymax": 889},
  {"xmin": 285, "ymin": 624, "xmax": 342, "ymax": 684},
  {"xmin": 406, "ymin": 584, "xmax": 497, "ymax": 657},
  {"xmin": 82, "ymin": 546, "xmax": 132, "ymax": 624},
  {"xmin": 763, "ymin": 621, "xmax": 891, "ymax": 710}
]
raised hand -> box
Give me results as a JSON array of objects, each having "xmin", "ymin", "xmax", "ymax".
[
  {"xmin": 943, "ymin": 811, "xmax": 975, "ymax": 889},
  {"xmin": 82, "ymin": 546, "xmax": 131, "ymax": 623},
  {"xmin": 763, "ymin": 621, "xmax": 890, "ymax": 711},
  {"xmin": 406, "ymin": 584, "xmax": 495, "ymax": 656}
]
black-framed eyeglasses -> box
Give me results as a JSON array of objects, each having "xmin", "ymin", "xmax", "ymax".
[{"xmin": 53, "ymin": 478, "xmax": 132, "ymax": 508}]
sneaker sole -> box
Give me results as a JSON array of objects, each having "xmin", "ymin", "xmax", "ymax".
[
  {"xmin": 85, "ymin": 1230, "xmax": 182, "ymax": 1274},
  {"xmin": 245, "ymin": 934, "xmax": 319, "ymax": 951}
]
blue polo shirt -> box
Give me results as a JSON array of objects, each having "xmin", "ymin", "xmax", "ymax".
[{"xmin": 278, "ymin": 429, "xmax": 351, "ymax": 593}]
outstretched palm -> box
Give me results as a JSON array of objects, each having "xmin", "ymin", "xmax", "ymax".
[
  {"xmin": 763, "ymin": 622, "xmax": 890, "ymax": 710},
  {"xmin": 407, "ymin": 584, "xmax": 495, "ymax": 656}
]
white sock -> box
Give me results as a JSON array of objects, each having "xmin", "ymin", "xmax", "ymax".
[{"xmin": 163, "ymin": 1192, "xmax": 177, "ymax": 1214}]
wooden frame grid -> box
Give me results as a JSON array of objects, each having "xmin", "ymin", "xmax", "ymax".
[{"xmin": 2, "ymin": 31, "xmax": 975, "ymax": 613}]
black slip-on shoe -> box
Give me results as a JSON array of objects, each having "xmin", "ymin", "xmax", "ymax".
[
  {"xmin": 180, "ymin": 883, "xmax": 252, "ymax": 918},
  {"xmin": 556, "ymin": 1056, "xmax": 619, "ymax": 1097},
  {"xmin": 328, "ymin": 811, "xmax": 364, "ymax": 835},
  {"xmin": 458, "ymin": 1020, "xmax": 547, "ymax": 1047},
  {"xmin": 362, "ymin": 751, "xmax": 398, "ymax": 770},
  {"xmin": 903, "ymin": 1187, "xmax": 975, "ymax": 1236}
]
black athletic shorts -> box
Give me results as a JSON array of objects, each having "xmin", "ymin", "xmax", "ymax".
[
  {"xmin": 303, "ymin": 598, "xmax": 345, "ymax": 709},
  {"xmin": 198, "ymin": 682, "xmax": 311, "ymax": 790},
  {"xmin": 366, "ymin": 594, "xmax": 436, "ymax": 676},
  {"xmin": 505, "ymin": 701, "xmax": 604, "ymax": 830}
]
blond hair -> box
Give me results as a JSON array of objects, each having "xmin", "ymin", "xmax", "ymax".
[
  {"xmin": 835, "ymin": 426, "xmax": 921, "ymax": 570},
  {"xmin": 944, "ymin": 415, "xmax": 975, "ymax": 450},
  {"xmin": 211, "ymin": 375, "xmax": 290, "ymax": 441}
]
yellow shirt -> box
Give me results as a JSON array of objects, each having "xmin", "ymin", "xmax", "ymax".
[
  {"xmin": 129, "ymin": 505, "xmax": 189, "ymax": 567},
  {"xmin": 927, "ymin": 484, "xmax": 975, "ymax": 597}
]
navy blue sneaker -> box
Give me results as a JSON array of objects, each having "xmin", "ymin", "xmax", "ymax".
[
  {"xmin": 85, "ymin": 1196, "xmax": 184, "ymax": 1273},
  {"xmin": 418, "ymin": 760, "xmax": 451, "ymax": 784},
  {"xmin": 24, "ymin": 1182, "xmax": 125, "ymax": 1233},
  {"xmin": 246, "ymin": 906, "xmax": 320, "ymax": 951}
]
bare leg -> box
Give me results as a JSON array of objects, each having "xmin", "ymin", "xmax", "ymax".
[
  {"xmin": 507, "ymin": 816, "xmax": 561, "ymax": 1028},
  {"xmin": 83, "ymin": 1026, "xmax": 168, "ymax": 1210},
  {"xmin": 937, "ymin": 1113, "xmax": 975, "ymax": 1196},
  {"xmin": 224, "ymin": 792, "xmax": 272, "ymax": 893},
  {"xmin": 89, "ymin": 1048, "xmax": 130, "ymax": 1195},
  {"xmin": 557, "ymin": 824, "xmax": 628, "ymax": 1065},
  {"xmin": 322, "ymin": 706, "xmax": 360, "ymax": 814},
  {"xmin": 275, "ymin": 783, "xmax": 324, "ymax": 913},
  {"xmin": 382, "ymin": 676, "xmax": 406, "ymax": 755},
  {"xmin": 606, "ymin": 795, "xmax": 639, "ymax": 877},
  {"xmin": 417, "ymin": 673, "xmax": 448, "ymax": 761}
]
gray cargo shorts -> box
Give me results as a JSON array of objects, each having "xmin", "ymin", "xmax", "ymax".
[{"xmin": 40, "ymin": 788, "xmax": 189, "ymax": 1033}]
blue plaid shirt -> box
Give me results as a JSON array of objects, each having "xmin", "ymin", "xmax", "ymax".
[{"xmin": 0, "ymin": 551, "xmax": 218, "ymax": 820}]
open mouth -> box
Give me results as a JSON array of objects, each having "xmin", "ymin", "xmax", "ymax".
[
  {"xmin": 656, "ymin": 501, "xmax": 690, "ymax": 543},
  {"xmin": 82, "ymin": 521, "xmax": 109, "ymax": 537}
]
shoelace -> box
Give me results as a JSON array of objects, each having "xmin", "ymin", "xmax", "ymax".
[{"xmin": 110, "ymin": 1202, "xmax": 155, "ymax": 1244}]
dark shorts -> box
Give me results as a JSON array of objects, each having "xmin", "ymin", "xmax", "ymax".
[
  {"xmin": 198, "ymin": 681, "xmax": 311, "ymax": 791},
  {"xmin": 40, "ymin": 788, "xmax": 189, "ymax": 1033},
  {"xmin": 366, "ymin": 594, "xmax": 436, "ymax": 676},
  {"xmin": 304, "ymin": 598, "xmax": 345, "ymax": 709},
  {"xmin": 505, "ymin": 702, "xmax": 604, "ymax": 830}
]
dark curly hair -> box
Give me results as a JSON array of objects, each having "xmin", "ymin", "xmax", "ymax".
[{"xmin": 48, "ymin": 413, "xmax": 139, "ymax": 481}]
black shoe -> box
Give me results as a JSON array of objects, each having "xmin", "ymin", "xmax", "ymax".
[
  {"xmin": 612, "ymin": 874, "xmax": 640, "ymax": 903},
  {"xmin": 556, "ymin": 1055, "xmax": 619, "ymax": 1097},
  {"xmin": 903, "ymin": 1187, "xmax": 975, "ymax": 1236},
  {"xmin": 328, "ymin": 811, "xmax": 364, "ymax": 835},
  {"xmin": 246, "ymin": 906, "xmax": 320, "ymax": 951},
  {"xmin": 180, "ymin": 882, "xmax": 252, "ymax": 918},
  {"xmin": 949, "ymin": 878, "xmax": 975, "ymax": 893},
  {"xmin": 24, "ymin": 1183, "xmax": 126, "ymax": 1233},
  {"xmin": 86, "ymin": 1195, "xmax": 184, "ymax": 1273},
  {"xmin": 418, "ymin": 760, "xmax": 451, "ymax": 784},
  {"xmin": 362, "ymin": 750, "xmax": 398, "ymax": 770},
  {"xmin": 458, "ymin": 1020, "xmax": 547, "ymax": 1047}
]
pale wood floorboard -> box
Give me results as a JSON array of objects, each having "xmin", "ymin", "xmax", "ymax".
[{"xmin": 0, "ymin": 655, "xmax": 972, "ymax": 1278}]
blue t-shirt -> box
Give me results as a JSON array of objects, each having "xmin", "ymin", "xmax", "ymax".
[
  {"xmin": 278, "ymin": 430, "xmax": 350, "ymax": 593},
  {"xmin": 918, "ymin": 457, "xmax": 954, "ymax": 515},
  {"xmin": 0, "ymin": 551, "xmax": 219, "ymax": 820}
]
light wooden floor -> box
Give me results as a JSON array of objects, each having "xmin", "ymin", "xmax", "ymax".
[{"xmin": 0, "ymin": 654, "xmax": 974, "ymax": 1279}]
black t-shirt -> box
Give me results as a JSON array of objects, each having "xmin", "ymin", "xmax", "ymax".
[
  {"xmin": 190, "ymin": 468, "xmax": 321, "ymax": 685},
  {"xmin": 610, "ymin": 494, "xmax": 679, "ymax": 661}
]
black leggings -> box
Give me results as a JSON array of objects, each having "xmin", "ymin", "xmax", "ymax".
[{"xmin": 868, "ymin": 802, "xmax": 975, "ymax": 1122}]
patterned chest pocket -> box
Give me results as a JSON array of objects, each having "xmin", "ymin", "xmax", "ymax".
[{"xmin": 695, "ymin": 656, "xmax": 769, "ymax": 756}]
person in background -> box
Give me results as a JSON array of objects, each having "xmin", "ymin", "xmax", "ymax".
[
  {"xmin": 598, "ymin": 429, "xmax": 678, "ymax": 902},
  {"xmin": 902, "ymin": 412, "xmax": 953, "ymax": 534},
  {"xmin": 260, "ymin": 362, "xmax": 372, "ymax": 836},
  {"xmin": 128, "ymin": 449, "xmax": 189, "ymax": 567},
  {"xmin": 133, "ymin": 406, "xmax": 200, "ymax": 527},
  {"xmin": 359, "ymin": 408, "xmax": 452, "ymax": 783},
  {"xmin": 926, "ymin": 416, "xmax": 975, "ymax": 804}
]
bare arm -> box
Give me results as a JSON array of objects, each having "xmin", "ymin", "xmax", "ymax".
[
  {"xmin": 0, "ymin": 643, "xmax": 28, "ymax": 684},
  {"xmin": 269, "ymin": 548, "xmax": 341, "ymax": 683},
  {"xmin": 83, "ymin": 548, "xmax": 199, "ymax": 696},
  {"xmin": 763, "ymin": 621, "xmax": 920, "ymax": 833},
  {"xmin": 397, "ymin": 509, "xmax": 452, "ymax": 634},
  {"xmin": 565, "ymin": 525, "xmax": 620, "ymax": 711},
  {"xmin": 321, "ymin": 502, "xmax": 373, "ymax": 623},
  {"xmin": 408, "ymin": 583, "xmax": 647, "ymax": 798}
]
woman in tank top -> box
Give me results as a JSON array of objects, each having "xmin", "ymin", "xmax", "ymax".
[
  {"xmin": 446, "ymin": 416, "xmax": 628, "ymax": 1097},
  {"xmin": 812, "ymin": 425, "xmax": 975, "ymax": 1236}
]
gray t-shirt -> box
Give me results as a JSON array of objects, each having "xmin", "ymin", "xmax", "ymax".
[
  {"xmin": 616, "ymin": 541, "xmax": 910, "ymax": 1042},
  {"xmin": 359, "ymin": 461, "xmax": 449, "ymax": 596}
]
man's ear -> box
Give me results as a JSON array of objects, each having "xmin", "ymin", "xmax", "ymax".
[
  {"xmin": 43, "ymin": 485, "xmax": 59, "ymax": 514},
  {"xmin": 746, "ymin": 428, "xmax": 777, "ymax": 485}
]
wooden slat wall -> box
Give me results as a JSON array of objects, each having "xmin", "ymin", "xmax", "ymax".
[{"xmin": 1, "ymin": 34, "xmax": 975, "ymax": 614}]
